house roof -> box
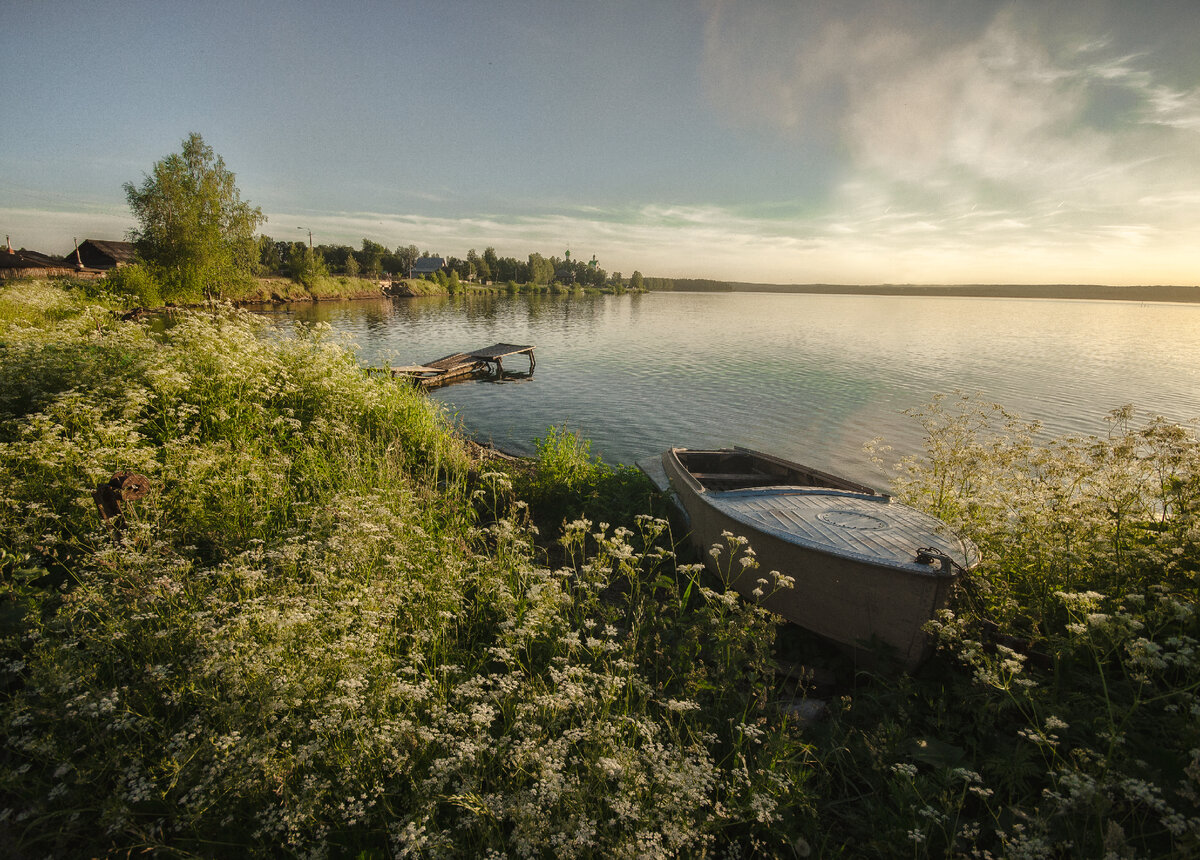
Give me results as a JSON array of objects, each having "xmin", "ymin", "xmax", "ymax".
[
  {"xmin": 67, "ymin": 239, "xmax": 136, "ymax": 268},
  {"xmin": 410, "ymin": 256, "xmax": 446, "ymax": 274},
  {"xmin": 0, "ymin": 248, "xmax": 63, "ymax": 269}
]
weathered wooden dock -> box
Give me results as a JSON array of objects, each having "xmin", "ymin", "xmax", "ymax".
[{"xmin": 373, "ymin": 343, "xmax": 536, "ymax": 389}]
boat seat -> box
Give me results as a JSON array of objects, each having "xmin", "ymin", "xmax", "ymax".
[{"xmin": 690, "ymin": 471, "xmax": 772, "ymax": 483}]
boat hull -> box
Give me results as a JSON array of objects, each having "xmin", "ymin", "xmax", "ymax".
[{"xmin": 662, "ymin": 448, "xmax": 972, "ymax": 671}]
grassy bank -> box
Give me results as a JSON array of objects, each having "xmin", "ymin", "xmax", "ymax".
[
  {"xmin": 69, "ymin": 266, "xmax": 641, "ymax": 310},
  {"xmin": 1, "ymin": 282, "xmax": 1198, "ymax": 857}
]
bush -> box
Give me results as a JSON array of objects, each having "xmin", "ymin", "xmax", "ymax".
[
  {"xmin": 101, "ymin": 263, "xmax": 162, "ymax": 308},
  {"xmin": 504, "ymin": 425, "xmax": 664, "ymax": 541}
]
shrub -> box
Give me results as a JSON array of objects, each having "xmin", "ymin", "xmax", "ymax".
[{"xmin": 100, "ymin": 263, "xmax": 162, "ymax": 307}]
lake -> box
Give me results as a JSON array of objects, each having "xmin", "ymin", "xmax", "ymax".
[{"xmin": 272, "ymin": 291, "xmax": 1200, "ymax": 487}]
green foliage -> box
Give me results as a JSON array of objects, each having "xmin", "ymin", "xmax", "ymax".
[
  {"xmin": 813, "ymin": 394, "xmax": 1200, "ymax": 858},
  {"xmin": 6, "ymin": 291, "xmax": 1193, "ymax": 858},
  {"xmin": 527, "ymin": 253, "xmax": 554, "ymax": 285},
  {"xmin": 0, "ymin": 279, "xmax": 119, "ymax": 332},
  {"xmin": 894, "ymin": 394, "xmax": 1200, "ymax": 625},
  {"xmin": 506, "ymin": 425, "xmax": 664, "ymax": 540},
  {"xmin": 257, "ymin": 234, "xmax": 282, "ymax": 273},
  {"xmin": 0, "ymin": 285, "xmax": 812, "ymax": 857},
  {"xmin": 124, "ymin": 133, "xmax": 265, "ymax": 302},
  {"xmin": 359, "ymin": 238, "xmax": 386, "ymax": 278},
  {"xmin": 286, "ymin": 244, "xmax": 329, "ymax": 286},
  {"xmin": 99, "ymin": 263, "xmax": 162, "ymax": 308}
]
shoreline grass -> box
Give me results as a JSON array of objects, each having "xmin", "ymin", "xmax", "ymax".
[{"xmin": 1, "ymin": 282, "xmax": 1197, "ymax": 858}]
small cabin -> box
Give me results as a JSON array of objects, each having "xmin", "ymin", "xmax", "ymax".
[
  {"xmin": 0, "ymin": 245, "xmax": 78, "ymax": 279},
  {"xmin": 66, "ymin": 239, "xmax": 136, "ymax": 271},
  {"xmin": 409, "ymin": 256, "xmax": 446, "ymax": 278}
]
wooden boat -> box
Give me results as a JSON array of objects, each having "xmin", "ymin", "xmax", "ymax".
[{"xmin": 658, "ymin": 447, "xmax": 979, "ymax": 671}]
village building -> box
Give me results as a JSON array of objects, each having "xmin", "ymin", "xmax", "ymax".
[
  {"xmin": 66, "ymin": 239, "xmax": 136, "ymax": 271},
  {"xmin": 1, "ymin": 237, "xmax": 137, "ymax": 280},
  {"xmin": 0, "ymin": 239, "xmax": 79, "ymax": 279},
  {"xmin": 409, "ymin": 256, "xmax": 446, "ymax": 278}
]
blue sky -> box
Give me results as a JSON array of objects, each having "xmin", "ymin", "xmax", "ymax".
[{"xmin": 3, "ymin": 0, "xmax": 1199, "ymax": 284}]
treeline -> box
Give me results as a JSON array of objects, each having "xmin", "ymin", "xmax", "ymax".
[
  {"xmin": 258, "ymin": 237, "xmax": 640, "ymax": 291},
  {"xmin": 640, "ymin": 277, "xmax": 734, "ymax": 292},
  {"xmin": 84, "ymin": 131, "xmax": 662, "ymax": 307},
  {"xmin": 257, "ymin": 237, "xmax": 425, "ymax": 281}
]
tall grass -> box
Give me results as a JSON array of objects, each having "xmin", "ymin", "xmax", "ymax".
[
  {"xmin": 0, "ymin": 283, "xmax": 811, "ymax": 857},
  {"xmin": 819, "ymin": 394, "xmax": 1200, "ymax": 857},
  {"xmin": 2, "ymin": 285, "xmax": 1197, "ymax": 858}
]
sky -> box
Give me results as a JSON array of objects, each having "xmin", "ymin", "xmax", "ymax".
[{"xmin": 3, "ymin": 0, "xmax": 1199, "ymax": 285}]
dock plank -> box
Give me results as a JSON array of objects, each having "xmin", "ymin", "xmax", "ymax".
[{"xmin": 373, "ymin": 343, "xmax": 536, "ymax": 388}]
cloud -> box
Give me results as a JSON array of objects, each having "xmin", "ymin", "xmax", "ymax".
[
  {"xmin": 0, "ymin": 207, "xmax": 135, "ymax": 255},
  {"xmin": 8, "ymin": 0, "xmax": 1198, "ymax": 290},
  {"xmin": 699, "ymin": 1, "xmax": 1200, "ymax": 283}
]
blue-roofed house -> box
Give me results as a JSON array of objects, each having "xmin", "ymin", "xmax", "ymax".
[{"xmin": 409, "ymin": 256, "xmax": 446, "ymax": 278}]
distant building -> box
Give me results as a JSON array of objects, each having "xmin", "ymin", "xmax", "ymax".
[
  {"xmin": 409, "ymin": 256, "xmax": 446, "ymax": 278},
  {"xmin": 66, "ymin": 239, "xmax": 136, "ymax": 271},
  {"xmin": 0, "ymin": 239, "xmax": 79, "ymax": 279}
]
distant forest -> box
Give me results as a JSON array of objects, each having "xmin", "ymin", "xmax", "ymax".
[
  {"xmin": 257, "ymin": 238, "xmax": 1198, "ymax": 302},
  {"xmin": 259, "ymin": 238, "xmax": 632, "ymax": 288},
  {"xmin": 646, "ymin": 278, "xmax": 1200, "ymax": 303}
]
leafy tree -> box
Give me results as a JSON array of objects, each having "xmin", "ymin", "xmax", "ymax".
[
  {"xmin": 257, "ymin": 235, "xmax": 282, "ymax": 274},
  {"xmin": 124, "ymin": 132, "xmax": 265, "ymax": 300},
  {"xmin": 467, "ymin": 248, "xmax": 489, "ymax": 282},
  {"xmin": 528, "ymin": 253, "xmax": 554, "ymax": 285},
  {"xmin": 630, "ymin": 270, "xmax": 644, "ymax": 291},
  {"xmin": 101, "ymin": 262, "xmax": 161, "ymax": 307},
  {"xmin": 315, "ymin": 244, "xmax": 352, "ymax": 273},
  {"xmin": 286, "ymin": 243, "xmax": 328, "ymax": 285},
  {"xmin": 446, "ymin": 256, "xmax": 472, "ymax": 281},
  {"xmin": 391, "ymin": 244, "xmax": 417, "ymax": 277},
  {"xmin": 344, "ymin": 253, "xmax": 360, "ymax": 278},
  {"xmin": 494, "ymin": 254, "xmax": 520, "ymax": 283},
  {"xmin": 359, "ymin": 239, "xmax": 386, "ymax": 278}
]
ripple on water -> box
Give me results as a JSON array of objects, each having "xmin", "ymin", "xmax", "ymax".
[{"xmin": 274, "ymin": 292, "xmax": 1200, "ymax": 485}]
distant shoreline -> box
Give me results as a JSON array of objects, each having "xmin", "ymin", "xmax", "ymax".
[{"xmin": 662, "ymin": 280, "xmax": 1200, "ymax": 304}]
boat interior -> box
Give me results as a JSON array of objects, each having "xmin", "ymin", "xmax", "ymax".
[{"xmin": 676, "ymin": 448, "xmax": 878, "ymax": 495}]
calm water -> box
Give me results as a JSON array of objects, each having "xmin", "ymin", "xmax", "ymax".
[{"xmin": 274, "ymin": 292, "xmax": 1200, "ymax": 487}]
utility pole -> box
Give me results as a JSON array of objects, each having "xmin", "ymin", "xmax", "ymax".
[{"xmin": 298, "ymin": 227, "xmax": 313, "ymax": 279}]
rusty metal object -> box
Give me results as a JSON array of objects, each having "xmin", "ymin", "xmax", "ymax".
[{"xmin": 93, "ymin": 471, "xmax": 151, "ymax": 524}]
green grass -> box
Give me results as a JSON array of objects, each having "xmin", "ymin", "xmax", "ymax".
[
  {"xmin": 1, "ymin": 284, "xmax": 1197, "ymax": 858},
  {"xmin": 0, "ymin": 283, "xmax": 810, "ymax": 857}
]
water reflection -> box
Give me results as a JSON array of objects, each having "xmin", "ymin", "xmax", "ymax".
[{"xmin": 270, "ymin": 292, "xmax": 1200, "ymax": 487}]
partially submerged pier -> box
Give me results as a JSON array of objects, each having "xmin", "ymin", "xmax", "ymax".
[{"xmin": 374, "ymin": 343, "xmax": 536, "ymax": 389}]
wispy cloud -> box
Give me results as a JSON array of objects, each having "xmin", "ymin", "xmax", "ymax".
[
  {"xmin": 699, "ymin": 1, "xmax": 1200, "ymax": 283},
  {"xmin": 6, "ymin": 2, "xmax": 1197, "ymax": 286}
]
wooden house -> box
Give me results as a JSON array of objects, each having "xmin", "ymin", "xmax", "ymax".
[
  {"xmin": 409, "ymin": 256, "xmax": 446, "ymax": 278},
  {"xmin": 66, "ymin": 239, "xmax": 136, "ymax": 271},
  {"xmin": 0, "ymin": 242, "xmax": 79, "ymax": 279}
]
